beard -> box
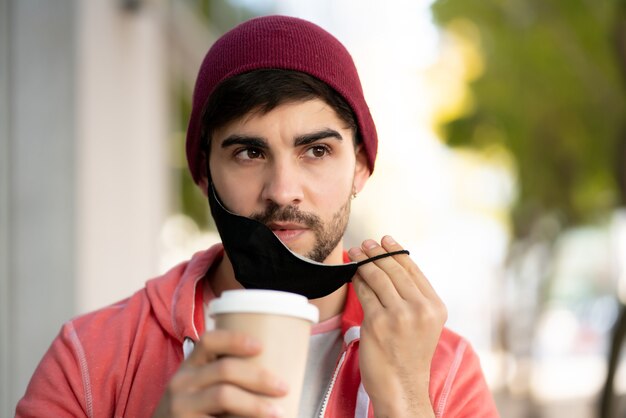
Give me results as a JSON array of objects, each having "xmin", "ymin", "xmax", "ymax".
[{"xmin": 250, "ymin": 196, "xmax": 351, "ymax": 263}]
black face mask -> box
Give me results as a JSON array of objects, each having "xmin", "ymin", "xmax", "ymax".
[{"xmin": 207, "ymin": 183, "xmax": 408, "ymax": 299}]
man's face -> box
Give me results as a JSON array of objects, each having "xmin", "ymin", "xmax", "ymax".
[{"xmin": 208, "ymin": 98, "xmax": 369, "ymax": 263}]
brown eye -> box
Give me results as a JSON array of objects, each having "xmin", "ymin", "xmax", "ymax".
[
  {"xmin": 235, "ymin": 147, "xmax": 264, "ymax": 160},
  {"xmin": 306, "ymin": 145, "xmax": 330, "ymax": 159}
]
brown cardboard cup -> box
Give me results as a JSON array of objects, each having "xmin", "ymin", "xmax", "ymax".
[{"xmin": 208, "ymin": 289, "xmax": 319, "ymax": 418}]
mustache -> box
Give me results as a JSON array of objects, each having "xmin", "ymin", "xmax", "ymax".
[{"xmin": 250, "ymin": 202, "xmax": 322, "ymax": 230}]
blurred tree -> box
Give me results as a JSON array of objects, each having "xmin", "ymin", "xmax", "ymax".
[
  {"xmin": 431, "ymin": 0, "xmax": 626, "ymax": 238},
  {"xmin": 172, "ymin": 0, "xmax": 264, "ymax": 229},
  {"xmin": 187, "ymin": 0, "xmax": 259, "ymax": 33}
]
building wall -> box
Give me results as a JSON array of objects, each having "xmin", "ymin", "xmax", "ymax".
[
  {"xmin": 0, "ymin": 0, "xmax": 168, "ymax": 414},
  {"xmin": 75, "ymin": 0, "xmax": 168, "ymax": 315},
  {"xmin": 0, "ymin": 1, "xmax": 77, "ymax": 415}
]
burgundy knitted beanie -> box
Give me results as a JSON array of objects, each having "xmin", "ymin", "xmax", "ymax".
[{"xmin": 185, "ymin": 15, "xmax": 378, "ymax": 184}]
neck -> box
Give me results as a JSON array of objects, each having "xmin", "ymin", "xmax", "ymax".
[{"xmin": 207, "ymin": 246, "xmax": 348, "ymax": 321}]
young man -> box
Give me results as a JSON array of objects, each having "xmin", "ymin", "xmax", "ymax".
[{"xmin": 16, "ymin": 16, "xmax": 499, "ymax": 418}]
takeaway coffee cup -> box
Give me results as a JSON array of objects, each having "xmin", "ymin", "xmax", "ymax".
[{"xmin": 208, "ymin": 289, "xmax": 319, "ymax": 418}]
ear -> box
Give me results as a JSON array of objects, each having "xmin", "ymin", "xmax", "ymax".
[{"xmin": 353, "ymin": 144, "xmax": 370, "ymax": 194}]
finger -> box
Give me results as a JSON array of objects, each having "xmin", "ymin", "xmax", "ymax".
[
  {"xmin": 191, "ymin": 357, "xmax": 289, "ymax": 397},
  {"xmin": 186, "ymin": 330, "xmax": 261, "ymax": 367},
  {"xmin": 380, "ymin": 235, "xmax": 439, "ymax": 300},
  {"xmin": 348, "ymin": 240, "xmax": 416, "ymax": 302},
  {"xmin": 359, "ymin": 238, "xmax": 423, "ymax": 301},
  {"xmin": 348, "ymin": 244, "xmax": 401, "ymax": 308},
  {"xmin": 180, "ymin": 383, "xmax": 285, "ymax": 418},
  {"xmin": 352, "ymin": 274, "xmax": 383, "ymax": 314}
]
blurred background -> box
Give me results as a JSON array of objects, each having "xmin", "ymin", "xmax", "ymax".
[{"xmin": 1, "ymin": 0, "xmax": 626, "ymax": 416}]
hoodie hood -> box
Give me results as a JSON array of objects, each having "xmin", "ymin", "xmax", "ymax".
[{"xmin": 144, "ymin": 245, "xmax": 225, "ymax": 343}]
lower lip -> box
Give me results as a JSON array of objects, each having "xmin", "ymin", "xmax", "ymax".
[{"xmin": 272, "ymin": 229, "xmax": 307, "ymax": 242}]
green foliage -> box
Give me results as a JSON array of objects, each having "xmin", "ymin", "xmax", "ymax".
[
  {"xmin": 170, "ymin": 81, "xmax": 213, "ymax": 229},
  {"xmin": 184, "ymin": 0, "xmax": 259, "ymax": 32},
  {"xmin": 174, "ymin": 0, "xmax": 262, "ymax": 230},
  {"xmin": 431, "ymin": 0, "xmax": 626, "ymax": 236}
]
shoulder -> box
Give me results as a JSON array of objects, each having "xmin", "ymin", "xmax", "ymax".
[
  {"xmin": 15, "ymin": 293, "xmax": 158, "ymax": 418},
  {"xmin": 429, "ymin": 328, "xmax": 500, "ymax": 417},
  {"xmin": 432, "ymin": 328, "xmax": 474, "ymax": 363},
  {"xmin": 65, "ymin": 287, "xmax": 152, "ymax": 347},
  {"xmin": 17, "ymin": 247, "xmax": 224, "ymax": 418},
  {"xmin": 430, "ymin": 327, "xmax": 473, "ymax": 387}
]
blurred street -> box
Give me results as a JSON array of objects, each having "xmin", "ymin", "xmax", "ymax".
[{"xmin": 2, "ymin": 0, "xmax": 625, "ymax": 416}]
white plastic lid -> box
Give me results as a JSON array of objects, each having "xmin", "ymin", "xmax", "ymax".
[{"xmin": 208, "ymin": 289, "xmax": 319, "ymax": 323}]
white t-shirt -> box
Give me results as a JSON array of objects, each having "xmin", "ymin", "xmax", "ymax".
[{"xmin": 298, "ymin": 314, "xmax": 343, "ymax": 418}]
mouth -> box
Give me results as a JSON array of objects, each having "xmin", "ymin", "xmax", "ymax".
[{"xmin": 267, "ymin": 222, "xmax": 309, "ymax": 243}]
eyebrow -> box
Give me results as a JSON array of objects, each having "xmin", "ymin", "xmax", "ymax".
[
  {"xmin": 220, "ymin": 135, "xmax": 268, "ymax": 149},
  {"xmin": 294, "ymin": 128, "xmax": 343, "ymax": 146},
  {"xmin": 220, "ymin": 128, "xmax": 343, "ymax": 149}
]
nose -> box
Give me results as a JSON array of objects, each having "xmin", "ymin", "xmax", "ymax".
[{"xmin": 260, "ymin": 159, "xmax": 304, "ymax": 207}]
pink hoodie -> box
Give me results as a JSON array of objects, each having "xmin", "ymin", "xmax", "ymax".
[{"xmin": 16, "ymin": 244, "xmax": 499, "ymax": 417}]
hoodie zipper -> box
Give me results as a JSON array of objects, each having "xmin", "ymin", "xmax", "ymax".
[{"xmin": 318, "ymin": 349, "xmax": 347, "ymax": 418}]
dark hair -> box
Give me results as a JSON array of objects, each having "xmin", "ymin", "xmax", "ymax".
[{"xmin": 200, "ymin": 69, "xmax": 360, "ymax": 150}]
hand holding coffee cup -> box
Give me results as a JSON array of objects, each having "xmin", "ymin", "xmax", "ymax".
[
  {"xmin": 208, "ymin": 290, "xmax": 319, "ymax": 418},
  {"xmin": 152, "ymin": 290, "xmax": 318, "ymax": 418}
]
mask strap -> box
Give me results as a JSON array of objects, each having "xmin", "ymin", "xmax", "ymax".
[
  {"xmin": 356, "ymin": 250, "xmax": 410, "ymax": 266},
  {"xmin": 205, "ymin": 153, "xmax": 212, "ymax": 196}
]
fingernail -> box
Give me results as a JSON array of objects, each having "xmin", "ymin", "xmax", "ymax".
[
  {"xmin": 275, "ymin": 379, "xmax": 289, "ymax": 392},
  {"xmin": 266, "ymin": 403, "xmax": 284, "ymax": 418},
  {"xmin": 364, "ymin": 239, "xmax": 378, "ymax": 249},
  {"xmin": 245, "ymin": 337, "xmax": 261, "ymax": 350},
  {"xmin": 349, "ymin": 247, "xmax": 362, "ymax": 256},
  {"xmin": 384, "ymin": 235, "xmax": 396, "ymax": 245}
]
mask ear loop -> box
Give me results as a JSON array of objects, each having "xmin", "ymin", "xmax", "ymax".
[
  {"xmin": 203, "ymin": 139, "xmax": 216, "ymax": 198},
  {"xmin": 356, "ymin": 250, "xmax": 410, "ymax": 266}
]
